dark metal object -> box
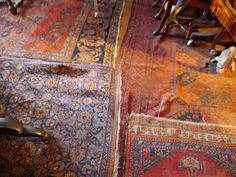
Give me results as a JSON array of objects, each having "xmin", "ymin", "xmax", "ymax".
[{"xmin": 0, "ymin": 117, "xmax": 50, "ymax": 142}]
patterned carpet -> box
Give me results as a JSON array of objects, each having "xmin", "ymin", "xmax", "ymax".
[
  {"xmin": 118, "ymin": 0, "xmax": 178, "ymax": 174},
  {"xmin": 0, "ymin": 0, "xmax": 123, "ymax": 65},
  {"xmin": 125, "ymin": 114, "xmax": 236, "ymax": 177},
  {"xmin": 117, "ymin": 0, "xmax": 236, "ymax": 176},
  {"xmin": 0, "ymin": 59, "xmax": 118, "ymax": 176},
  {"xmin": 174, "ymin": 43, "xmax": 236, "ymax": 125}
]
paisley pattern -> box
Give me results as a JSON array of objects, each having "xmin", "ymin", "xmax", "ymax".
[
  {"xmin": 0, "ymin": 59, "xmax": 117, "ymax": 176},
  {"xmin": 72, "ymin": 0, "xmax": 124, "ymax": 65}
]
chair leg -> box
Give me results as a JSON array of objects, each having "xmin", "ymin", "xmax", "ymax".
[
  {"xmin": 187, "ymin": 30, "xmax": 218, "ymax": 46},
  {"xmin": 5, "ymin": 0, "xmax": 16, "ymax": 14},
  {"xmin": 93, "ymin": 0, "xmax": 98, "ymax": 17},
  {"xmin": 0, "ymin": 117, "xmax": 50, "ymax": 143},
  {"xmin": 186, "ymin": 21, "xmax": 193, "ymax": 39},
  {"xmin": 210, "ymin": 26, "xmax": 226, "ymax": 56},
  {"xmin": 4, "ymin": 0, "xmax": 24, "ymax": 15},
  {"xmin": 23, "ymin": 125, "xmax": 50, "ymax": 143},
  {"xmin": 154, "ymin": 0, "xmax": 166, "ymax": 19},
  {"xmin": 153, "ymin": 0, "xmax": 173, "ymax": 36},
  {"xmin": 152, "ymin": 0, "xmax": 162, "ymax": 8}
]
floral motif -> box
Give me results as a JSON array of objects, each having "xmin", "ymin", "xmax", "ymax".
[
  {"xmin": 0, "ymin": 59, "xmax": 116, "ymax": 176},
  {"xmin": 177, "ymin": 71, "xmax": 198, "ymax": 86},
  {"xmin": 70, "ymin": 147, "xmax": 86, "ymax": 163}
]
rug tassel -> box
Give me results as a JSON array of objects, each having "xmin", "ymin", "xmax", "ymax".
[{"xmin": 156, "ymin": 92, "xmax": 177, "ymax": 118}]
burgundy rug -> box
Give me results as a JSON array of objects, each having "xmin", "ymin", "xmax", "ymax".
[{"xmin": 117, "ymin": 0, "xmax": 180, "ymax": 175}]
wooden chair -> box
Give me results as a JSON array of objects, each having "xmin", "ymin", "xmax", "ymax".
[
  {"xmin": 153, "ymin": 0, "xmax": 168, "ymax": 19},
  {"xmin": 187, "ymin": 0, "xmax": 236, "ymax": 55},
  {"xmin": 153, "ymin": 0, "xmax": 211, "ymax": 38}
]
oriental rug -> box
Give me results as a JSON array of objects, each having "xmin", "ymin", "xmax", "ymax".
[
  {"xmin": 117, "ymin": 0, "xmax": 178, "ymax": 174},
  {"xmin": 117, "ymin": 0, "xmax": 236, "ymax": 172},
  {"xmin": 0, "ymin": 58, "xmax": 118, "ymax": 176},
  {"xmin": 0, "ymin": 0, "xmax": 123, "ymax": 65},
  {"xmin": 125, "ymin": 113, "xmax": 236, "ymax": 177}
]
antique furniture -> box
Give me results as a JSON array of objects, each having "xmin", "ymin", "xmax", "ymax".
[
  {"xmin": 209, "ymin": 0, "xmax": 236, "ymax": 52},
  {"xmin": 93, "ymin": 0, "xmax": 98, "ymax": 17},
  {"xmin": 0, "ymin": 117, "xmax": 50, "ymax": 142},
  {"xmin": 152, "ymin": 0, "xmax": 167, "ymax": 19},
  {"xmin": 153, "ymin": 0, "xmax": 211, "ymax": 38},
  {"xmin": 0, "ymin": 0, "xmax": 24, "ymax": 15},
  {"xmin": 155, "ymin": 0, "xmax": 167, "ymax": 19},
  {"xmin": 188, "ymin": 0, "xmax": 236, "ymax": 55}
]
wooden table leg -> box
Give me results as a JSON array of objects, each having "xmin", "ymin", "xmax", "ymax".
[
  {"xmin": 5, "ymin": 0, "xmax": 17, "ymax": 14},
  {"xmin": 4, "ymin": 0, "xmax": 24, "ymax": 15},
  {"xmin": 153, "ymin": 0, "xmax": 174, "ymax": 36},
  {"xmin": 93, "ymin": 0, "xmax": 98, "ymax": 17},
  {"xmin": 210, "ymin": 26, "xmax": 226, "ymax": 56},
  {"xmin": 152, "ymin": 0, "xmax": 162, "ymax": 8},
  {"xmin": 154, "ymin": 0, "xmax": 167, "ymax": 19}
]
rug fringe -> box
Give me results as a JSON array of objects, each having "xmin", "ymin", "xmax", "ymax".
[{"xmin": 129, "ymin": 111, "xmax": 236, "ymax": 129}]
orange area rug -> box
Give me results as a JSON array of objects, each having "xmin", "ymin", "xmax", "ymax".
[
  {"xmin": 174, "ymin": 43, "xmax": 236, "ymax": 125},
  {"xmin": 117, "ymin": 0, "xmax": 179, "ymax": 174}
]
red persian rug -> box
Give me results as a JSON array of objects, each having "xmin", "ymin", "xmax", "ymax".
[
  {"xmin": 125, "ymin": 113, "xmax": 236, "ymax": 177},
  {"xmin": 0, "ymin": 0, "xmax": 123, "ymax": 65},
  {"xmin": 118, "ymin": 0, "xmax": 236, "ymax": 173},
  {"xmin": 118, "ymin": 0, "xmax": 181, "ymax": 174}
]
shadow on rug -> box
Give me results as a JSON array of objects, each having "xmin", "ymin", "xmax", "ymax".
[
  {"xmin": 0, "ymin": 58, "xmax": 118, "ymax": 176},
  {"xmin": 125, "ymin": 113, "xmax": 236, "ymax": 177}
]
